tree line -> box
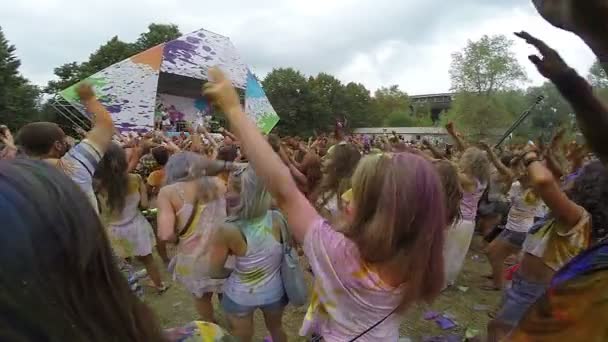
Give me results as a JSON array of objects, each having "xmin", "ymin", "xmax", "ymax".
[{"xmin": 1, "ymin": 24, "xmax": 607, "ymax": 140}]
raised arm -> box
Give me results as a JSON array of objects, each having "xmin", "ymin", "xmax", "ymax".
[
  {"xmin": 523, "ymin": 150, "xmax": 582, "ymax": 229},
  {"xmin": 446, "ymin": 122, "xmax": 467, "ymax": 152},
  {"xmin": 422, "ymin": 139, "xmax": 446, "ymax": 159},
  {"xmin": 200, "ymin": 126, "xmax": 219, "ymax": 149},
  {"xmin": 543, "ymin": 129, "xmax": 566, "ymax": 179},
  {"xmin": 516, "ymin": 31, "xmax": 608, "ymax": 164},
  {"xmin": 479, "ymin": 141, "xmax": 515, "ymax": 181},
  {"xmin": 76, "ymin": 84, "xmax": 114, "ymax": 153},
  {"xmin": 203, "ymin": 68, "xmax": 317, "ymax": 243}
]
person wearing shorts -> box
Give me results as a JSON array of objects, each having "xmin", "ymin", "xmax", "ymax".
[
  {"xmin": 210, "ymin": 168, "xmax": 289, "ymax": 342},
  {"xmin": 485, "ymin": 181, "xmax": 543, "ymax": 290}
]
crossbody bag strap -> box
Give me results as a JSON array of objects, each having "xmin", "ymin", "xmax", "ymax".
[
  {"xmin": 347, "ymin": 307, "xmax": 398, "ymax": 342},
  {"xmin": 272, "ymin": 210, "xmax": 291, "ymax": 252},
  {"xmin": 178, "ymin": 197, "xmax": 199, "ymax": 239}
]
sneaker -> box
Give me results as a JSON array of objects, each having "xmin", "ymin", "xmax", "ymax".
[
  {"xmin": 133, "ymin": 269, "xmax": 148, "ymax": 280},
  {"xmin": 156, "ymin": 282, "xmax": 170, "ymax": 294}
]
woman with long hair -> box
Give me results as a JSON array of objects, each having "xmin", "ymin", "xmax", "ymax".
[
  {"xmin": 157, "ymin": 152, "xmax": 231, "ymax": 322},
  {"xmin": 204, "ymin": 69, "xmax": 446, "ymax": 341},
  {"xmin": 434, "ymin": 160, "xmax": 463, "ymax": 227},
  {"xmin": 0, "ymin": 159, "xmax": 233, "ymax": 341},
  {"xmin": 443, "ymin": 147, "xmax": 490, "ymax": 287},
  {"xmin": 311, "ymin": 143, "xmax": 361, "ymax": 219},
  {"xmin": 95, "ymin": 143, "xmax": 166, "ymax": 292},
  {"xmin": 209, "ymin": 167, "xmax": 288, "ymax": 342}
]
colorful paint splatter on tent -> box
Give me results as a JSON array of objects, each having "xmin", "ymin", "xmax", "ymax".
[
  {"xmin": 60, "ymin": 57, "xmax": 160, "ymax": 131},
  {"xmin": 245, "ymin": 71, "xmax": 280, "ymax": 134},
  {"xmin": 161, "ymin": 29, "xmax": 248, "ymax": 89},
  {"xmin": 59, "ymin": 27, "xmax": 278, "ymax": 133}
]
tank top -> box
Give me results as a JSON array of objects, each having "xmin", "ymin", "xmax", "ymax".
[
  {"xmin": 223, "ymin": 211, "xmax": 284, "ymax": 306},
  {"xmin": 460, "ymin": 179, "xmax": 486, "ymax": 221}
]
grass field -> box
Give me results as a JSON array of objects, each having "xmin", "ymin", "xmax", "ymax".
[{"xmin": 145, "ymin": 237, "xmax": 500, "ymax": 341}]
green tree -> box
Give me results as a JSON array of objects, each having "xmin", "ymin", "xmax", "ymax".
[
  {"xmin": 370, "ymin": 85, "xmax": 410, "ymax": 124},
  {"xmin": 262, "ymin": 68, "xmax": 320, "ymax": 136},
  {"xmin": 134, "ymin": 23, "xmax": 181, "ymax": 51},
  {"xmin": 524, "ymin": 82, "xmax": 574, "ymax": 136},
  {"xmin": 79, "ymin": 36, "xmax": 135, "ymax": 77},
  {"xmin": 342, "ymin": 82, "xmax": 372, "ymax": 127},
  {"xmin": 448, "ymin": 35, "xmax": 528, "ymax": 139},
  {"xmin": 0, "ymin": 27, "xmax": 40, "ymax": 129},
  {"xmin": 450, "ymin": 35, "xmax": 528, "ymax": 94},
  {"xmin": 45, "ymin": 23, "xmax": 181, "ymax": 94}
]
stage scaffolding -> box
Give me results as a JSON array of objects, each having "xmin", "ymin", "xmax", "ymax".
[{"xmin": 48, "ymin": 96, "xmax": 92, "ymax": 132}]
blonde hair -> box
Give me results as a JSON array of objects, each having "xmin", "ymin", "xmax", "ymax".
[
  {"xmin": 344, "ymin": 152, "xmax": 446, "ymax": 311},
  {"xmin": 230, "ymin": 167, "xmax": 272, "ymax": 221},
  {"xmin": 459, "ymin": 147, "xmax": 490, "ymax": 184}
]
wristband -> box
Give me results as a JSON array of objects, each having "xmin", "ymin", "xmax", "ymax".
[{"xmin": 524, "ymin": 157, "xmax": 541, "ymax": 168}]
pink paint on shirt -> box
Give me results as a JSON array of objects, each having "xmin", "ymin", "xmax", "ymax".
[{"xmin": 300, "ymin": 217, "xmax": 404, "ymax": 341}]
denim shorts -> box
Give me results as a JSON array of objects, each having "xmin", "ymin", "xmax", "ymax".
[
  {"xmin": 221, "ymin": 293, "xmax": 288, "ymax": 317},
  {"xmin": 497, "ymin": 229, "xmax": 527, "ymax": 248},
  {"xmin": 495, "ymin": 271, "xmax": 548, "ymax": 327}
]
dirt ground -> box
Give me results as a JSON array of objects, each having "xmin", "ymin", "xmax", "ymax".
[{"xmin": 145, "ymin": 236, "xmax": 500, "ymax": 341}]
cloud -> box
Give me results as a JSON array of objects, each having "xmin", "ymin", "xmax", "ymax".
[{"xmin": 0, "ymin": 0, "xmax": 597, "ymax": 94}]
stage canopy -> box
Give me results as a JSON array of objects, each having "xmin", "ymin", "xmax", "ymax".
[{"xmin": 58, "ymin": 28, "xmax": 279, "ymax": 134}]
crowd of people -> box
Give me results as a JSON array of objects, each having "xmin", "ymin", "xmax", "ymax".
[{"xmin": 1, "ymin": 2, "xmax": 608, "ymax": 341}]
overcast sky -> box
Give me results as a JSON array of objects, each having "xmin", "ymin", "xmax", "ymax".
[{"xmin": 0, "ymin": 0, "xmax": 597, "ymax": 95}]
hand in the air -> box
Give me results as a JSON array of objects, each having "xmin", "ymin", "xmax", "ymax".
[
  {"xmin": 445, "ymin": 122, "xmax": 455, "ymax": 134},
  {"xmin": 203, "ymin": 68, "xmax": 241, "ymax": 115},
  {"xmin": 76, "ymin": 83, "xmax": 95, "ymax": 102},
  {"xmin": 514, "ymin": 31, "xmax": 571, "ymax": 80}
]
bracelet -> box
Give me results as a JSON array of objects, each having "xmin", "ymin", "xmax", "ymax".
[{"xmin": 524, "ymin": 157, "xmax": 541, "ymax": 168}]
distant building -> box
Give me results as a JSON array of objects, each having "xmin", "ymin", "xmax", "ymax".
[
  {"xmin": 410, "ymin": 93, "xmax": 454, "ymax": 122},
  {"xmin": 353, "ymin": 127, "xmax": 450, "ymax": 143}
]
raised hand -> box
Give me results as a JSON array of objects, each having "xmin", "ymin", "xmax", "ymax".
[
  {"xmin": 445, "ymin": 122, "xmax": 455, "ymax": 135},
  {"xmin": 76, "ymin": 83, "xmax": 95, "ymax": 102},
  {"xmin": 514, "ymin": 31, "xmax": 571, "ymax": 80},
  {"xmin": 203, "ymin": 68, "xmax": 241, "ymax": 115}
]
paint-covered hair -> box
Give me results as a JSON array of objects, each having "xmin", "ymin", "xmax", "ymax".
[
  {"xmin": 0, "ymin": 159, "xmax": 164, "ymax": 341},
  {"xmin": 344, "ymin": 152, "xmax": 446, "ymax": 311},
  {"xmin": 459, "ymin": 147, "xmax": 490, "ymax": 184},
  {"xmin": 164, "ymin": 151, "xmax": 207, "ymax": 185},
  {"xmin": 229, "ymin": 166, "xmax": 272, "ymax": 221},
  {"xmin": 164, "ymin": 152, "xmax": 222, "ymax": 203}
]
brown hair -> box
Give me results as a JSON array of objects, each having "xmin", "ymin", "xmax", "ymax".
[
  {"xmin": 434, "ymin": 160, "xmax": 463, "ymax": 225},
  {"xmin": 314, "ymin": 143, "xmax": 361, "ymax": 210},
  {"xmin": 0, "ymin": 159, "xmax": 164, "ymax": 341},
  {"xmin": 16, "ymin": 122, "xmax": 65, "ymax": 157},
  {"xmin": 344, "ymin": 153, "xmax": 446, "ymax": 311}
]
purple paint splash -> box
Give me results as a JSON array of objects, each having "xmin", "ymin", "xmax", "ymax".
[
  {"xmin": 186, "ymin": 36, "xmax": 202, "ymax": 44},
  {"xmin": 106, "ymin": 104, "xmax": 122, "ymax": 113},
  {"xmin": 163, "ymin": 39, "xmax": 199, "ymax": 66}
]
